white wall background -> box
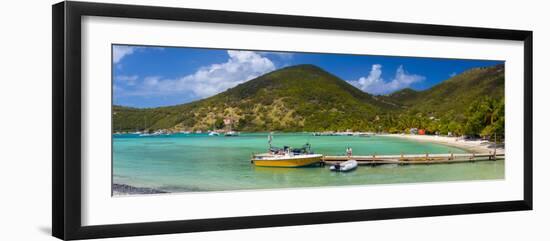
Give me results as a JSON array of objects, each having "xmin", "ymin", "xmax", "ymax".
[{"xmin": 0, "ymin": 0, "xmax": 547, "ymax": 240}]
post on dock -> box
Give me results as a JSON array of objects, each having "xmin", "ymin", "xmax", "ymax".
[
  {"xmin": 425, "ymin": 152, "xmax": 429, "ymax": 161},
  {"xmin": 450, "ymin": 152, "xmax": 454, "ymax": 160},
  {"xmin": 494, "ymin": 132, "xmax": 497, "ymax": 161}
]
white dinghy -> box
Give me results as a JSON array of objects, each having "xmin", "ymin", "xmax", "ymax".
[{"xmin": 329, "ymin": 159, "xmax": 358, "ymax": 172}]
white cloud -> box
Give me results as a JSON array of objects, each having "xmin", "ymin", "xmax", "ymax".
[
  {"xmin": 115, "ymin": 75, "xmax": 139, "ymax": 86},
  {"xmin": 349, "ymin": 64, "xmax": 425, "ymax": 95},
  {"xmin": 112, "ymin": 46, "xmax": 164, "ymax": 64},
  {"xmin": 449, "ymin": 72, "xmax": 457, "ymax": 77},
  {"xmin": 121, "ymin": 50, "xmax": 276, "ymax": 99},
  {"xmin": 113, "ymin": 46, "xmax": 139, "ymax": 64}
]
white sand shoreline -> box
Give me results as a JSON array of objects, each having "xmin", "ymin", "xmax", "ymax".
[{"xmin": 379, "ymin": 134, "xmax": 505, "ymax": 155}]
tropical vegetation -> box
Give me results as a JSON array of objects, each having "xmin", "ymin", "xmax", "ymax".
[{"xmin": 113, "ymin": 64, "xmax": 504, "ymax": 139}]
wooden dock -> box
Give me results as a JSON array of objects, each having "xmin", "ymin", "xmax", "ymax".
[{"xmin": 321, "ymin": 152, "xmax": 504, "ymax": 166}]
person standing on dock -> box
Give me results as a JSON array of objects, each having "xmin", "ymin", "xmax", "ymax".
[{"xmin": 346, "ymin": 147, "xmax": 353, "ymax": 158}]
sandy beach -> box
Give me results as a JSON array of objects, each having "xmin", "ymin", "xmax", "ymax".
[{"xmin": 380, "ymin": 134, "xmax": 505, "ymax": 155}]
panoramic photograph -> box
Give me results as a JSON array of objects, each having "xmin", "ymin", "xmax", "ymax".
[{"xmin": 111, "ymin": 44, "xmax": 505, "ymax": 195}]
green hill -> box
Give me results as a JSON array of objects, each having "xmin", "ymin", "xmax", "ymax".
[
  {"xmin": 386, "ymin": 88, "xmax": 420, "ymax": 103},
  {"xmin": 382, "ymin": 64, "xmax": 504, "ymax": 114},
  {"xmin": 113, "ymin": 64, "xmax": 504, "ymax": 137},
  {"xmin": 114, "ymin": 65, "xmax": 395, "ymax": 132},
  {"xmin": 377, "ymin": 64, "xmax": 504, "ymax": 136}
]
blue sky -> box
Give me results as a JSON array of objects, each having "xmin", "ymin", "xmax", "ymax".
[{"xmin": 113, "ymin": 44, "xmax": 503, "ymax": 108}]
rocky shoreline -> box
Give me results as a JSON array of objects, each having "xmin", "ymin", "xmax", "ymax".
[{"xmin": 112, "ymin": 183, "xmax": 168, "ymax": 195}]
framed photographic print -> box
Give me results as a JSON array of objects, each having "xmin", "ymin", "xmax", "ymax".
[{"xmin": 52, "ymin": 1, "xmax": 533, "ymax": 240}]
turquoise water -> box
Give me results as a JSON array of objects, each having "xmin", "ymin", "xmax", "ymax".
[{"xmin": 113, "ymin": 133, "xmax": 504, "ymax": 193}]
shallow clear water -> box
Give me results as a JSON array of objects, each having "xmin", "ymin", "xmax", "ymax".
[{"xmin": 113, "ymin": 133, "xmax": 504, "ymax": 193}]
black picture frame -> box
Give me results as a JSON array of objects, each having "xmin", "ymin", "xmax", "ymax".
[{"xmin": 52, "ymin": 1, "xmax": 533, "ymax": 240}]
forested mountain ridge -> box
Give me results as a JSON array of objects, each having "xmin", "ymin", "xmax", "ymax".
[{"xmin": 113, "ymin": 64, "xmax": 504, "ymax": 137}]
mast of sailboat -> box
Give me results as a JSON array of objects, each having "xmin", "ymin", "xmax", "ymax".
[{"xmin": 268, "ymin": 132, "xmax": 273, "ymax": 150}]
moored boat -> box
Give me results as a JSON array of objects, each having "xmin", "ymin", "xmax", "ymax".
[
  {"xmin": 139, "ymin": 130, "xmax": 165, "ymax": 137},
  {"xmin": 224, "ymin": 131, "xmax": 239, "ymax": 136},
  {"xmin": 330, "ymin": 159, "xmax": 358, "ymax": 172},
  {"xmin": 252, "ymin": 153, "xmax": 323, "ymax": 167},
  {"xmin": 251, "ymin": 133, "xmax": 322, "ymax": 167}
]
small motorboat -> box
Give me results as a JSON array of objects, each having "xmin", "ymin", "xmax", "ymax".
[
  {"xmin": 224, "ymin": 131, "xmax": 239, "ymax": 136},
  {"xmin": 251, "ymin": 134, "xmax": 321, "ymax": 167},
  {"xmin": 252, "ymin": 153, "xmax": 323, "ymax": 167},
  {"xmin": 330, "ymin": 160, "xmax": 358, "ymax": 172}
]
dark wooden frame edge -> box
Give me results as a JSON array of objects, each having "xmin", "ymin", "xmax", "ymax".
[{"xmin": 52, "ymin": 1, "xmax": 533, "ymax": 240}]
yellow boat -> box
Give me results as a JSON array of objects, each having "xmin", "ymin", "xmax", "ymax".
[
  {"xmin": 252, "ymin": 133, "xmax": 322, "ymax": 167},
  {"xmin": 251, "ymin": 153, "xmax": 323, "ymax": 167}
]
